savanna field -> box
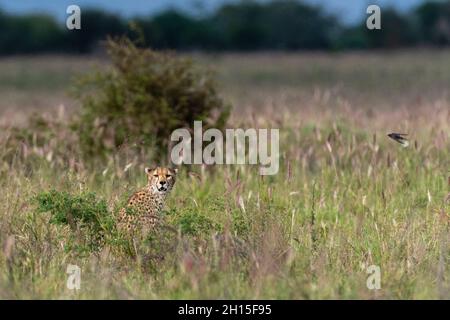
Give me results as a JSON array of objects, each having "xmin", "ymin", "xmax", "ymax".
[{"xmin": 0, "ymin": 49, "xmax": 449, "ymax": 299}]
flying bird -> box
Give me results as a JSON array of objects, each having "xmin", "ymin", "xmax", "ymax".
[{"xmin": 387, "ymin": 133, "xmax": 409, "ymax": 147}]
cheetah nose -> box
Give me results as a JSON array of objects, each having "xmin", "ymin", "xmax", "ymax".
[{"xmin": 160, "ymin": 181, "xmax": 166, "ymax": 185}]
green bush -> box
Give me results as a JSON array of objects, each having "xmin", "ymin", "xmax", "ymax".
[
  {"xmin": 172, "ymin": 210, "xmax": 219, "ymax": 236},
  {"xmin": 35, "ymin": 190, "xmax": 110, "ymax": 229},
  {"xmin": 32, "ymin": 189, "xmax": 220, "ymax": 257},
  {"xmin": 72, "ymin": 36, "xmax": 230, "ymax": 160},
  {"xmin": 34, "ymin": 190, "xmax": 114, "ymax": 253}
]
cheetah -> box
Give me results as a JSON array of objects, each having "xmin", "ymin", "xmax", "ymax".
[{"xmin": 117, "ymin": 166, "xmax": 177, "ymax": 235}]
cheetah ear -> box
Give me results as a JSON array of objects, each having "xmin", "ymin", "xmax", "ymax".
[
  {"xmin": 145, "ymin": 167, "xmax": 155, "ymax": 174},
  {"xmin": 172, "ymin": 168, "xmax": 178, "ymax": 174}
]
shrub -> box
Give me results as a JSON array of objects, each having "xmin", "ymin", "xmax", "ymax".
[
  {"xmin": 34, "ymin": 190, "xmax": 114, "ymax": 253},
  {"xmin": 72, "ymin": 36, "xmax": 230, "ymax": 160},
  {"xmin": 172, "ymin": 210, "xmax": 219, "ymax": 236},
  {"xmin": 35, "ymin": 190, "xmax": 110, "ymax": 229}
]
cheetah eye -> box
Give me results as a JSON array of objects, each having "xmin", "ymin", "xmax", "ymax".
[
  {"xmin": 166, "ymin": 175, "xmax": 172, "ymax": 178},
  {"xmin": 153, "ymin": 174, "xmax": 158, "ymax": 178}
]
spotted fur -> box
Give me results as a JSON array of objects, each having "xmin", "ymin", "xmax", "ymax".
[{"xmin": 117, "ymin": 166, "xmax": 177, "ymax": 235}]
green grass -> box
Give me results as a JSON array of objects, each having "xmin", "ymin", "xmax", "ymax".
[
  {"xmin": 4, "ymin": 50, "xmax": 450, "ymax": 117},
  {"xmin": 0, "ymin": 52, "xmax": 449, "ymax": 299},
  {"xmin": 0, "ymin": 117, "xmax": 448, "ymax": 299}
]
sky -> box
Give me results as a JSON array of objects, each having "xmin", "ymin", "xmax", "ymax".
[{"xmin": 0, "ymin": 0, "xmax": 427, "ymax": 25}]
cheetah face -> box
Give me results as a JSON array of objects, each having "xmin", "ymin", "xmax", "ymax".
[{"xmin": 145, "ymin": 166, "xmax": 178, "ymax": 194}]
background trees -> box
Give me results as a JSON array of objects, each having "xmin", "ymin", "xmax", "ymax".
[{"xmin": 1, "ymin": 0, "xmax": 450, "ymax": 54}]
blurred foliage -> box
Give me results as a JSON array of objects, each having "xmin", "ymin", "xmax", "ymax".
[
  {"xmin": 3, "ymin": 1, "xmax": 450, "ymax": 54},
  {"xmin": 364, "ymin": 9, "xmax": 420, "ymax": 48},
  {"xmin": 1, "ymin": 114, "xmax": 80, "ymax": 167},
  {"xmin": 171, "ymin": 210, "xmax": 219, "ymax": 236},
  {"xmin": 65, "ymin": 9, "xmax": 127, "ymax": 53},
  {"xmin": 416, "ymin": 1, "xmax": 450, "ymax": 45},
  {"xmin": 72, "ymin": 36, "xmax": 230, "ymax": 160},
  {"xmin": 0, "ymin": 12, "xmax": 64, "ymax": 54},
  {"xmin": 35, "ymin": 189, "xmax": 110, "ymax": 231},
  {"xmin": 204, "ymin": 0, "xmax": 338, "ymax": 50},
  {"xmin": 34, "ymin": 190, "xmax": 113, "ymax": 253}
]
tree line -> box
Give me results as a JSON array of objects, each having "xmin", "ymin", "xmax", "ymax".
[{"xmin": 1, "ymin": 0, "xmax": 450, "ymax": 54}]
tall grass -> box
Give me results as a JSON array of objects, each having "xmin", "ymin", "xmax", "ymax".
[{"xmin": 0, "ymin": 52, "xmax": 449, "ymax": 299}]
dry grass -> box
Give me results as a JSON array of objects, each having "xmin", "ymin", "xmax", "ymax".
[{"xmin": 0, "ymin": 51, "xmax": 448, "ymax": 299}]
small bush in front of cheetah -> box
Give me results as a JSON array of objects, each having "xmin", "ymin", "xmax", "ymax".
[{"xmin": 34, "ymin": 166, "xmax": 178, "ymax": 258}]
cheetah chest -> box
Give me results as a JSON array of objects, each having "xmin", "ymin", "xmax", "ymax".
[{"xmin": 118, "ymin": 190, "xmax": 166, "ymax": 231}]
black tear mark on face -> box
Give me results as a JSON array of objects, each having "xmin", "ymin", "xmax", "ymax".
[{"xmin": 146, "ymin": 166, "xmax": 177, "ymax": 193}]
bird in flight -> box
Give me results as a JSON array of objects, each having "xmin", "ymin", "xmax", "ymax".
[{"xmin": 387, "ymin": 133, "xmax": 409, "ymax": 147}]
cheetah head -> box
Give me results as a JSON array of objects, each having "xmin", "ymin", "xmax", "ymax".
[{"xmin": 145, "ymin": 166, "xmax": 178, "ymax": 194}]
